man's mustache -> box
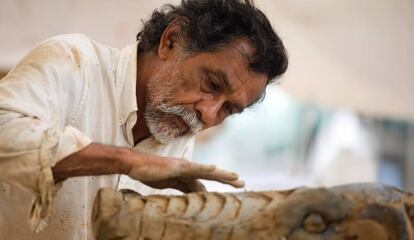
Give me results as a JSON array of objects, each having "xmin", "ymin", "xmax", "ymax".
[{"xmin": 157, "ymin": 103, "xmax": 203, "ymax": 134}]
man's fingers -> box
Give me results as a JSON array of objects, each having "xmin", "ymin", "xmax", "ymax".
[
  {"xmin": 200, "ymin": 168, "xmax": 239, "ymax": 181},
  {"xmin": 182, "ymin": 161, "xmax": 216, "ymax": 174},
  {"xmin": 140, "ymin": 158, "xmax": 242, "ymax": 190},
  {"xmin": 216, "ymin": 179, "xmax": 245, "ymax": 188},
  {"xmin": 179, "ymin": 162, "xmax": 238, "ymax": 181},
  {"xmin": 177, "ymin": 162, "xmax": 244, "ymax": 189}
]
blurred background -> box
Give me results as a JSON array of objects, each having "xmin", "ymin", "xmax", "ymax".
[{"xmin": 1, "ymin": 0, "xmax": 413, "ymax": 192}]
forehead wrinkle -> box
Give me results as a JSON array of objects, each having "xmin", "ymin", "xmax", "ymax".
[{"xmin": 228, "ymin": 44, "xmax": 252, "ymax": 72}]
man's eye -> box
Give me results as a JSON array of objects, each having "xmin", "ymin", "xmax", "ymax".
[{"xmin": 208, "ymin": 79, "xmax": 220, "ymax": 92}]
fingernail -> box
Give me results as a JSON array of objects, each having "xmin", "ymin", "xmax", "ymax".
[{"xmin": 235, "ymin": 180, "xmax": 245, "ymax": 188}]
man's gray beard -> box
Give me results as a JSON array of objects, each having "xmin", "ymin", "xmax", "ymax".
[{"xmin": 145, "ymin": 103, "xmax": 204, "ymax": 144}]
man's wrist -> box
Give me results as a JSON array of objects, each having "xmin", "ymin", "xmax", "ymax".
[{"xmin": 112, "ymin": 146, "xmax": 133, "ymax": 175}]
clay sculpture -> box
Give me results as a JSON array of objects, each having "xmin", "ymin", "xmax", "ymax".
[{"xmin": 92, "ymin": 183, "xmax": 414, "ymax": 240}]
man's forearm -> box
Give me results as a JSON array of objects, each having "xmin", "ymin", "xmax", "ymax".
[
  {"xmin": 51, "ymin": 143, "xmax": 131, "ymax": 182},
  {"xmin": 51, "ymin": 142, "xmax": 244, "ymax": 192}
]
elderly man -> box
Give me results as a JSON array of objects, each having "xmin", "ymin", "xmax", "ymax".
[{"xmin": 0, "ymin": 0, "xmax": 287, "ymax": 239}]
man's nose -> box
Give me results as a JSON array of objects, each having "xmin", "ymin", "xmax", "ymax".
[{"xmin": 195, "ymin": 98, "xmax": 225, "ymax": 128}]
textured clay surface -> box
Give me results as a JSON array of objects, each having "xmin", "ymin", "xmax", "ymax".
[{"xmin": 92, "ymin": 183, "xmax": 414, "ymax": 240}]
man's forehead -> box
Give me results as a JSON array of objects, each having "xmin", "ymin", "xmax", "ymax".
[
  {"xmin": 205, "ymin": 39, "xmax": 267, "ymax": 110},
  {"xmin": 220, "ymin": 37, "xmax": 256, "ymax": 64}
]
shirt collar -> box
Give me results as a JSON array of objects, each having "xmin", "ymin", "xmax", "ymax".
[{"xmin": 116, "ymin": 42, "xmax": 138, "ymax": 124}]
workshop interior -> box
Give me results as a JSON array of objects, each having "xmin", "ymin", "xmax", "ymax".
[{"xmin": 1, "ymin": 0, "xmax": 414, "ymax": 239}]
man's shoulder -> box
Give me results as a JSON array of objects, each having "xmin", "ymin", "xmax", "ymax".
[
  {"xmin": 39, "ymin": 33, "xmax": 119, "ymax": 66},
  {"xmin": 46, "ymin": 33, "xmax": 93, "ymax": 45}
]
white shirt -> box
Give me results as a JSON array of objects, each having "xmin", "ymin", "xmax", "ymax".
[{"xmin": 0, "ymin": 34, "xmax": 195, "ymax": 240}]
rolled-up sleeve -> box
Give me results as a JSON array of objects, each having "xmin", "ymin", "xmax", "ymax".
[{"xmin": 0, "ymin": 38, "xmax": 92, "ymax": 232}]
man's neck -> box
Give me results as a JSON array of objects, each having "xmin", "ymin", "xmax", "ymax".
[
  {"xmin": 133, "ymin": 50, "xmax": 154, "ymax": 145},
  {"xmin": 132, "ymin": 117, "xmax": 150, "ymax": 145}
]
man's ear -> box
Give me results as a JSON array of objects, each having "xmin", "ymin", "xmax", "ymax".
[{"xmin": 158, "ymin": 18, "xmax": 188, "ymax": 60}]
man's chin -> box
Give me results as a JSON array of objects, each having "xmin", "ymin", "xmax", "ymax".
[
  {"xmin": 144, "ymin": 113, "xmax": 197, "ymax": 144},
  {"xmin": 148, "ymin": 126, "xmax": 180, "ymax": 145}
]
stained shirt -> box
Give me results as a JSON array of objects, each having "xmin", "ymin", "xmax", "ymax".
[{"xmin": 0, "ymin": 34, "xmax": 195, "ymax": 240}]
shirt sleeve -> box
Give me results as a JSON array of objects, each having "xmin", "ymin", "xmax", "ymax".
[{"xmin": 0, "ymin": 37, "xmax": 92, "ymax": 233}]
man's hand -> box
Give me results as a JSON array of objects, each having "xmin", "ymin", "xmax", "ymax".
[
  {"xmin": 52, "ymin": 143, "xmax": 244, "ymax": 193},
  {"xmin": 122, "ymin": 151, "xmax": 245, "ymax": 193}
]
